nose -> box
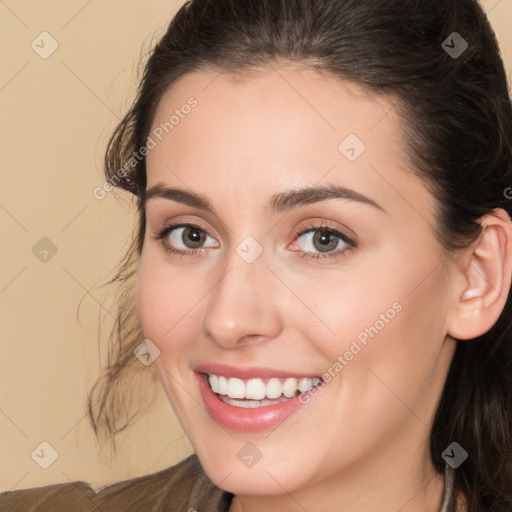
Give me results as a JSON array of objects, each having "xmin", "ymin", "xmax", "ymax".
[{"xmin": 200, "ymin": 249, "xmax": 284, "ymax": 349}]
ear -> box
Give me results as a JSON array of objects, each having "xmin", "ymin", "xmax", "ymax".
[{"xmin": 447, "ymin": 208, "xmax": 512, "ymax": 340}]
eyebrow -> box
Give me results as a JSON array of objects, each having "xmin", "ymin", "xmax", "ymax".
[{"xmin": 143, "ymin": 183, "xmax": 385, "ymax": 215}]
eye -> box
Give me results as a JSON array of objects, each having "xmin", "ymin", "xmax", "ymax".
[
  {"xmin": 151, "ymin": 220, "xmax": 356, "ymax": 262},
  {"xmin": 290, "ymin": 222, "xmax": 356, "ymax": 261},
  {"xmin": 152, "ymin": 223, "xmax": 219, "ymax": 256}
]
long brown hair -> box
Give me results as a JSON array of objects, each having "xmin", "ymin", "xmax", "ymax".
[{"xmin": 88, "ymin": 1, "xmax": 512, "ymax": 509}]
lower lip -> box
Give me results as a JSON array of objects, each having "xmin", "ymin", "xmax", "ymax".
[{"xmin": 196, "ymin": 372, "xmax": 308, "ymax": 432}]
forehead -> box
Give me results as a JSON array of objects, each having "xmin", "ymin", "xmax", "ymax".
[
  {"xmin": 144, "ymin": 63, "xmax": 432, "ymax": 223},
  {"xmin": 148, "ymin": 63, "xmax": 398, "ymax": 158}
]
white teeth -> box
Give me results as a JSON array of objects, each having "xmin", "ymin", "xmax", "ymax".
[
  {"xmin": 220, "ymin": 397, "xmax": 268, "ymax": 408},
  {"xmin": 218, "ymin": 376, "xmax": 228, "ymax": 395},
  {"xmin": 266, "ymin": 378, "xmax": 283, "ymax": 399},
  {"xmin": 207, "ymin": 374, "xmax": 322, "ymax": 402},
  {"xmin": 282, "ymin": 377, "xmax": 298, "ymax": 398},
  {"xmin": 219, "ymin": 395, "xmax": 292, "ymax": 408},
  {"xmin": 209, "ymin": 374, "xmax": 219, "ymax": 393},
  {"xmin": 227, "ymin": 377, "xmax": 245, "ymax": 399},
  {"xmin": 298, "ymin": 378, "xmax": 314, "ymax": 393},
  {"xmin": 245, "ymin": 378, "xmax": 267, "ymax": 400}
]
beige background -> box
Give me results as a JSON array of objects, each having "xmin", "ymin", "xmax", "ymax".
[{"xmin": 1, "ymin": 0, "xmax": 511, "ymax": 491}]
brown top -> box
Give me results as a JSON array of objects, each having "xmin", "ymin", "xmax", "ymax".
[
  {"xmin": 0, "ymin": 454, "xmax": 457, "ymax": 512},
  {"xmin": 0, "ymin": 454, "xmax": 233, "ymax": 512}
]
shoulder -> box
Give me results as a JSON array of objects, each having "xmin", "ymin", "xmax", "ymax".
[{"xmin": 0, "ymin": 454, "xmax": 233, "ymax": 512}]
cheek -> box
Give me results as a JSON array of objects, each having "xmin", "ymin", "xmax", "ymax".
[
  {"xmin": 325, "ymin": 260, "xmax": 451, "ymax": 424},
  {"xmin": 137, "ymin": 249, "xmax": 199, "ymax": 346},
  {"xmin": 297, "ymin": 260, "xmax": 407, "ymax": 361},
  {"xmin": 300, "ymin": 249, "xmax": 449, "ymax": 381}
]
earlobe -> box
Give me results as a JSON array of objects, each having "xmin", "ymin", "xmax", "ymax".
[{"xmin": 448, "ymin": 208, "xmax": 512, "ymax": 341}]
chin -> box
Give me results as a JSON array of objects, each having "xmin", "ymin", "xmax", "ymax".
[{"xmin": 195, "ymin": 444, "xmax": 316, "ymax": 497}]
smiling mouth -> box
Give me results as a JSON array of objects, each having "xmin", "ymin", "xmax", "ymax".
[{"xmin": 204, "ymin": 373, "xmax": 323, "ymax": 408}]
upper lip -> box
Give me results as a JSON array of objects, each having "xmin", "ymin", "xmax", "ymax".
[{"xmin": 194, "ymin": 363, "xmax": 322, "ymax": 380}]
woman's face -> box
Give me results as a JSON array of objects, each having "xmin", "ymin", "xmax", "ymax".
[{"xmin": 138, "ymin": 63, "xmax": 458, "ymax": 499}]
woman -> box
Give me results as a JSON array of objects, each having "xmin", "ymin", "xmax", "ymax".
[{"xmin": 2, "ymin": 0, "xmax": 511, "ymax": 511}]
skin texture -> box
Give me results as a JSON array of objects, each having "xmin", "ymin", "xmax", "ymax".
[{"xmin": 137, "ymin": 62, "xmax": 511, "ymax": 511}]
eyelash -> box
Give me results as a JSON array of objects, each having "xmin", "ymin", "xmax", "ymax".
[
  {"xmin": 152, "ymin": 221, "xmax": 356, "ymax": 262},
  {"xmin": 293, "ymin": 222, "xmax": 356, "ymax": 261}
]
